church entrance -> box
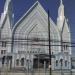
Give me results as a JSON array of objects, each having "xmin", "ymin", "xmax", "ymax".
[
  {"xmin": 33, "ymin": 56, "xmax": 49, "ymax": 69},
  {"xmin": 33, "ymin": 58, "xmax": 44, "ymax": 68}
]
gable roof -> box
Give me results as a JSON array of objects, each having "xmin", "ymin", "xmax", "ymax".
[
  {"xmin": 13, "ymin": 1, "xmax": 58, "ymax": 32},
  {"xmin": 14, "ymin": 1, "xmax": 39, "ymax": 28}
]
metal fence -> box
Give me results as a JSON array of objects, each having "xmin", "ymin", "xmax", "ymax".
[{"xmin": 0, "ymin": 67, "xmax": 75, "ymax": 75}]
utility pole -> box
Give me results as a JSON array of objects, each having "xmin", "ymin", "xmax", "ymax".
[
  {"xmin": 48, "ymin": 10, "xmax": 52, "ymax": 75},
  {"xmin": 70, "ymin": 58, "xmax": 72, "ymax": 75}
]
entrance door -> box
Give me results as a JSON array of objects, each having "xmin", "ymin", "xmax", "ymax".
[{"xmin": 33, "ymin": 58, "xmax": 44, "ymax": 68}]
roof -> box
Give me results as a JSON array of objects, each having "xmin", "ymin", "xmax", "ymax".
[
  {"xmin": 14, "ymin": 1, "xmax": 39, "ymax": 27},
  {"xmin": 13, "ymin": 1, "xmax": 57, "ymax": 33}
]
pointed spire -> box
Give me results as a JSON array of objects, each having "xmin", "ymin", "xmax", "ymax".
[
  {"xmin": 4, "ymin": 0, "xmax": 11, "ymax": 13},
  {"xmin": 60, "ymin": 0, "xmax": 63, "ymax": 5},
  {"xmin": 57, "ymin": 0, "xmax": 65, "ymax": 31},
  {"xmin": 0, "ymin": 0, "xmax": 13, "ymax": 28}
]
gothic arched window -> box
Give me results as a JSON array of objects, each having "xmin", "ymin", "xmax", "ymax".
[
  {"xmin": 56, "ymin": 60, "xmax": 58, "ymax": 66},
  {"xmin": 63, "ymin": 44, "xmax": 68, "ymax": 51},
  {"xmin": 2, "ymin": 41, "xmax": 7, "ymax": 47},
  {"xmin": 21, "ymin": 58, "xmax": 24, "ymax": 66},
  {"xmin": 65, "ymin": 60, "xmax": 67, "ymax": 67},
  {"xmin": 16, "ymin": 59, "xmax": 19, "ymax": 66}
]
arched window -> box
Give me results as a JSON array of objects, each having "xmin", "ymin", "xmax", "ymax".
[
  {"xmin": 60, "ymin": 59, "xmax": 63, "ymax": 66},
  {"xmin": 52, "ymin": 52, "xmax": 53, "ymax": 55},
  {"xmin": 56, "ymin": 60, "xmax": 58, "ymax": 66},
  {"xmin": 1, "ymin": 50, "xmax": 6, "ymax": 54},
  {"xmin": 16, "ymin": 59, "xmax": 19, "ymax": 66},
  {"xmin": 2, "ymin": 41, "xmax": 7, "ymax": 47},
  {"xmin": 63, "ymin": 44, "xmax": 68, "ymax": 51},
  {"xmin": 21, "ymin": 58, "xmax": 24, "ymax": 66},
  {"xmin": 65, "ymin": 60, "xmax": 67, "ymax": 67}
]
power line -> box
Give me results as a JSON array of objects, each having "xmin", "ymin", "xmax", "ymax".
[{"xmin": 0, "ymin": 37, "xmax": 74, "ymax": 44}]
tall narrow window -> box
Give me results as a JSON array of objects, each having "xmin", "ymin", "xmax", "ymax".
[
  {"xmin": 63, "ymin": 44, "xmax": 68, "ymax": 51},
  {"xmin": 1, "ymin": 50, "xmax": 6, "ymax": 54},
  {"xmin": 16, "ymin": 59, "xmax": 19, "ymax": 66},
  {"xmin": 21, "ymin": 58, "xmax": 24, "ymax": 66},
  {"xmin": 65, "ymin": 60, "xmax": 67, "ymax": 67},
  {"xmin": 65, "ymin": 45, "xmax": 68, "ymax": 50},
  {"xmin": 1, "ymin": 50, "xmax": 3, "ymax": 54},
  {"xmin": 2, "ymin": 41, "xmax": 7, "ymax": 47},
  {"xmin": 56, "ymin": 60, "xmax": 58, "ymax": 66}
]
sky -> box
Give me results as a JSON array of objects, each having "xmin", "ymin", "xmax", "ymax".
[{"xmin": 0, "ymin": 0, "xmax": 75, "ymax": 56}]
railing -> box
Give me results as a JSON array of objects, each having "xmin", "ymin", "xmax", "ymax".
[{"xmin": 0, "ymin": 68, "xmax": 74, "ymax": 75}]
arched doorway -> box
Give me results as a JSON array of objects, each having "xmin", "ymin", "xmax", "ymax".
[{"xmin": 21, "ymin": 58, "xmax": 24, "ymax": 66}]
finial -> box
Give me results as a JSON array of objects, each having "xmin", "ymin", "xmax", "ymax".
[
  {"xmin": 4, "ymin": 0, "xmax": 11, "ymax": 10},
  {"xmin": 60, "ymin": 0, "xmax": 63, "ymax": 5}
]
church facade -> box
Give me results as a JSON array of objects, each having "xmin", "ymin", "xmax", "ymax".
[{"xmin": 0, "ymin": 0, "xmax": 71, "ymax": 70}]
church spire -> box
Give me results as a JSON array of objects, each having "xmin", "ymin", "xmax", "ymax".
[
  {"xmin": 60, "ymin": 0, "xmax": 63, "ymax": 5},
  {"xmin": 0, "ymin": 0, "xmax": 14, "ymax": 28},
  {"xmin": 4, "ymin": 0, "xmax": 11, "ymax": 14},
  {"xmin": 57, "ymin": 0, "xmax": 65, "ymax": 31}
]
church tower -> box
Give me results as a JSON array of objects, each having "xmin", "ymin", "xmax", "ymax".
[
  {"xmin": 0, "ymin": 0, "xmax": 14, "ymax": 29},
  {"xmin": 56, "ymin": 0, "xmax": 71, "ymax": 70},
  {"xmin": 57, "ymin": 0, "xmax": 71, "ymax": 54},
  {"xmin": 0, "ymin": 0, "xmax": 13, "ymax": 67}
]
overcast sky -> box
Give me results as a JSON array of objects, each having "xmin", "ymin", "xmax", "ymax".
[{"xmin": 0, "ymin": 0, "xmax": 75, "ymax": 56}]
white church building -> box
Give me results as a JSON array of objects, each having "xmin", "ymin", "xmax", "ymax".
[{"xmin": 0, "ymin": 0, "xmax": 71, "ymax": 70}]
